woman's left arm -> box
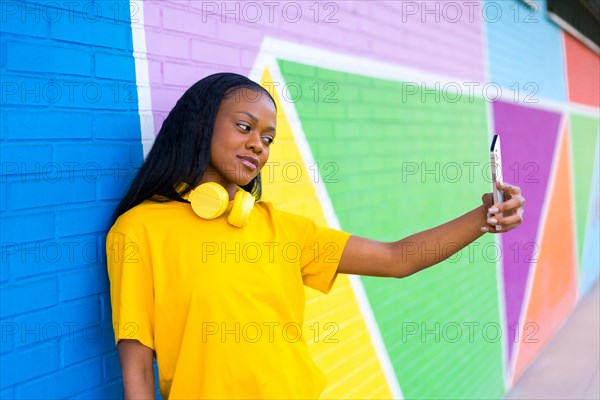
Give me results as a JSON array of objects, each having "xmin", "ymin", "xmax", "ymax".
[{"xmin": 337, "ymin": 182, "xmax": 525, "ymax": 278}]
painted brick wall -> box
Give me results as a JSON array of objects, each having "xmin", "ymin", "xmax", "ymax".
[
  {"xmin": 1, "ymin": 1, "xmax": 140, "ymax": 397},
  {"xmin": 141, "ymin": 0, "xmax": 486, "ymax": 137},
  {"xmin": 1, "ymin": 0, "xmax": 599, "ymax": 398}
]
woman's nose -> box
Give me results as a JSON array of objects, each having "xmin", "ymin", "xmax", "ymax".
[{"xmin": 246, "ymin": 131, "xmax": 263, "ymax": 153}]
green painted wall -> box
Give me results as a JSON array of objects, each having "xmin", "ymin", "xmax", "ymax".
[
  {"xmin": 279, "ymin": 60, "xmax": 505, "ymax": 399},
  {"xmin": 570, "ymin": 114, "xmax": 600, "ymax": 269}
]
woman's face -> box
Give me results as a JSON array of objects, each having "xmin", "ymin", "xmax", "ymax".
[{"xmin": 205, "ymin": 88, "xmax": 277, "ymax": 190}]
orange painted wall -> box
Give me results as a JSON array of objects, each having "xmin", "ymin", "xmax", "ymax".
[{"xmin": 513, "ymin": 123, "xmax": 579, "ymax": 381}]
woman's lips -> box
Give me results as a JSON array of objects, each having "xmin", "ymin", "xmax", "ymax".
[{"xmin": 237, "ymin": 155, "xmax": 258, "ymax": 170}]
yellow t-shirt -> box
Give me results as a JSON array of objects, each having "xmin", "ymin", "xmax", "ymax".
[{"xmin": 106, "ymin": 198, "xmax": 351, "ymax": 399}]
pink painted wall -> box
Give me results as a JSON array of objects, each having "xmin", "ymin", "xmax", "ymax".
[{"xmin": 141, "ymin": 0, "xmax": 486, "ymax": 134}]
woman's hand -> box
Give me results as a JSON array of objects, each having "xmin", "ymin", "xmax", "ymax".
[{"xmin": 481, "ymin": 182, "xmax": 525, "ymax": 233}]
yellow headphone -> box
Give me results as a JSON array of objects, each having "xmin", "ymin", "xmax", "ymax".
[{"xmin": 181, "ymin": 182, "xmax": 254, "ymax": 228}]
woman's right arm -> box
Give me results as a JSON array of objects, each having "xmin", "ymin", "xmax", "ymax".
[{"xmin": 117, "ymin": 339, "xmax": 156, "ymax": 400}]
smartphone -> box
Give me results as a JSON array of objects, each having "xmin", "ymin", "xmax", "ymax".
[{"xmin": 490, "ymin": 134, "xmax": 504, "ymax": 230}]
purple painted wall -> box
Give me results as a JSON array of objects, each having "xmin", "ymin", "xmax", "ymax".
[{"xmin": 492, "ymin": 101, "xmax": 562, "ymax": 364}]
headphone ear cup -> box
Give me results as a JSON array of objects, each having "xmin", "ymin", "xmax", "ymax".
[
  {"xmin": 188, "ymin": 182, "xmax": 229, "ymax": 219},
  {"xmin": 228, "ymin": 190, "xmax": 255, "ymax": 228}
]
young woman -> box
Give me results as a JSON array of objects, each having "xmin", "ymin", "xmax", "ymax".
[{"xmin": 106, "ymin": 73, "xmax": 525, "ymax": 399}]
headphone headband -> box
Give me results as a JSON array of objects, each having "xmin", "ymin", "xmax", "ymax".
[{"xmin": 176, "ymin": 182, "xmax": 254, "ymax": 228}]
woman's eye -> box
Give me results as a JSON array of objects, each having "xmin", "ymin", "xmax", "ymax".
[
  {"xmin": 262, "ymin": 136, "xmax": 274, "ymax": 145},
  {"xmin": 237, "ymin": 123, "xmax": 251, "ymax": 132}
]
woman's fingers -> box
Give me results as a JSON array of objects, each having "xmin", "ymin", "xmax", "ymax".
[
  {"xmin": 500, "ymin": 195, "xmax": 525, "ymax": 216},
  {"xmin": 498, "ymin": 181, "xmax": 521, "ymax": 196},
  {"xmin": 491, "ymin": 182, "xmax": 525, "ymax": 213},
  {"xmin": 492, "ymin": 209, "xmax": 524, "ymax": 228},
  {"xmin": 484, "ymin": 182, "xmax": 525, "ymax": 233}
]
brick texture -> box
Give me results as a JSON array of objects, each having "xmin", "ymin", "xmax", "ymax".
[
  {"xmin": 1, "ymin": 0, "xmax": 598, "ymax": 398},
  {"xmin": 0, "ymin": 0, "xmax": 140, "ymax": 397}
]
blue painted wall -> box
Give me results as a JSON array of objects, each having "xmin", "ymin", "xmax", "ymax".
[
  {"xmin": 1, "ymin": 1, "xmax": 141, "ymax": 397},
  {"xmin": 485, "ymin": 0, "xmax": 567, "ymax": 102}
]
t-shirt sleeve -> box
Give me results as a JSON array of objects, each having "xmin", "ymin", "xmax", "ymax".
[
  {"xmin": 273, "ymin": 207, "xmax": 351, "ymax": 294},
  {"xmin": 299, "ymin": 219, "xmax": 351, "ymax": 294},
  {"xmin": 106, "ymin": 229, "xmax": 155, "ymax": 351}
]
